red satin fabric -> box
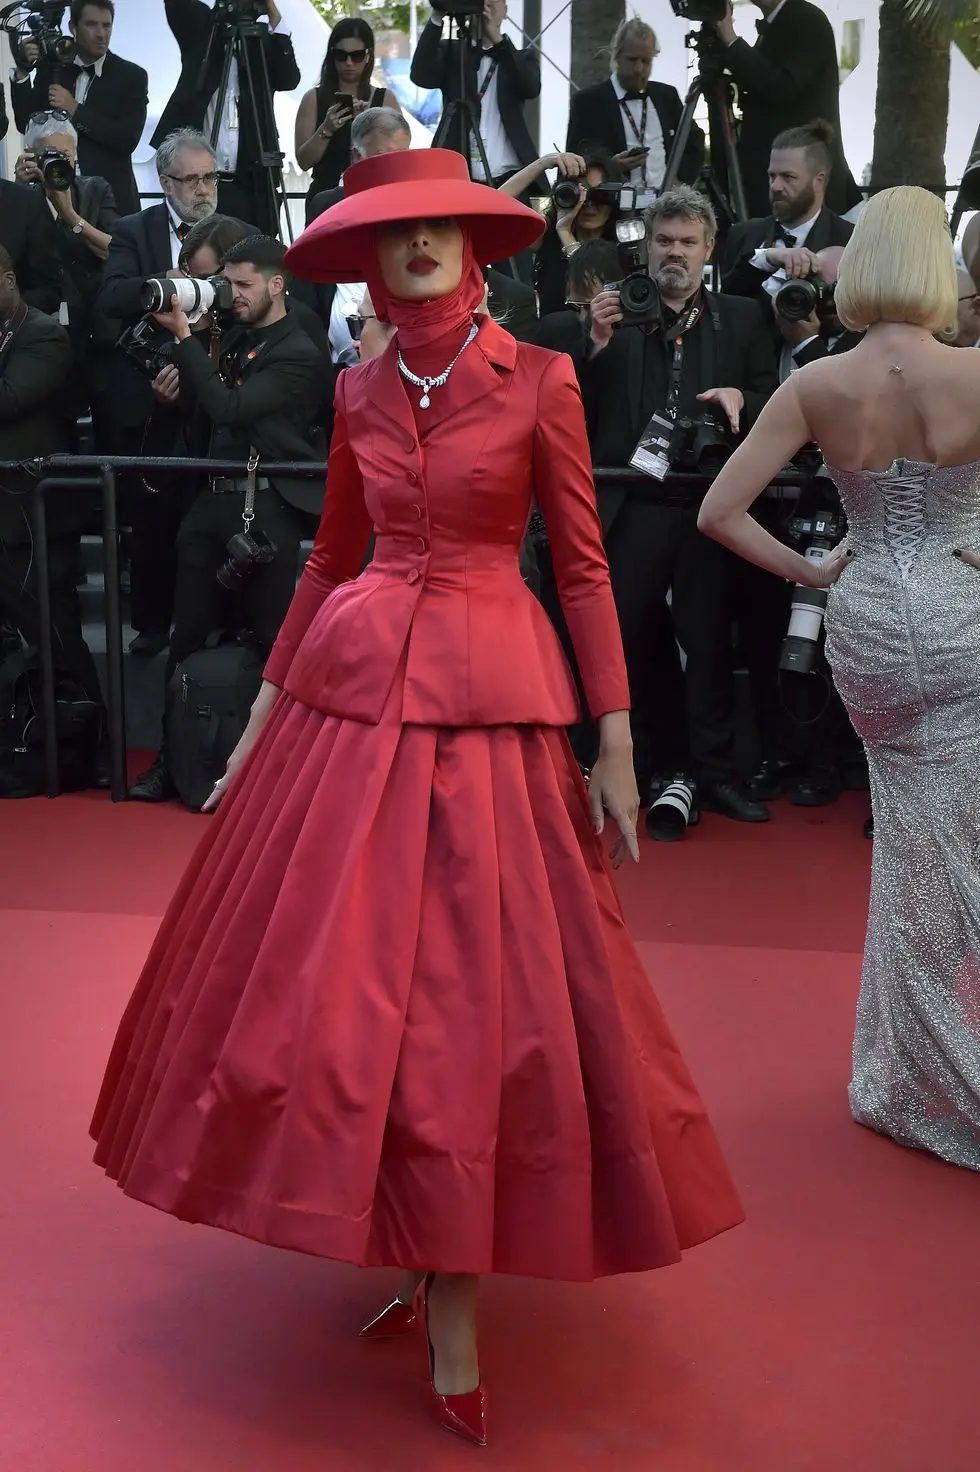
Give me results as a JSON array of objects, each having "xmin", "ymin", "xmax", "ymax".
[{"xmin": 90, "ymin": 319, "xmax": 745, "ymax": 1276}]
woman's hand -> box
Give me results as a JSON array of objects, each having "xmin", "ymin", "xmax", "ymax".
[
  {"xmin": 552, "ymin": 152, "xmax": 587, "ymax": 179},
  {"xmin": 320, "ymin": 101, "xmax": 353, "ymax": 137},
  {"xmin": 800, "ymin": 542, "xmax": 854, "ymax": 589},
  {"xmin": 201, "ymin": 682, "xmax": 281, "ymax": 812},
  {"xmin": 588, "ymin": 742, "xmax": 640, "ymax": 868}
]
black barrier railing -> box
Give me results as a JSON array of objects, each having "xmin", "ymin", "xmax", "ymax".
[{"xmin": 2, "ymin": 454, "xmax": 815, "ymax": 803}]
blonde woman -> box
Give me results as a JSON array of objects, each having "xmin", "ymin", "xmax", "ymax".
[{"xmin": 699, "ymin": 186, "xmax": 980, "ymax": 1172}]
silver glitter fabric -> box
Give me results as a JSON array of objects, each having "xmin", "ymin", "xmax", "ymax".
[{"xmin": 824, "ymin": 457, "xmax": 980, "ymax": 1171}]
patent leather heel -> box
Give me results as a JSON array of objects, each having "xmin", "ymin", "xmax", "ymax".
[
  {"xmin": 413, "ymin": 1274, "xmax": 487, "ymax": 1448},
  {"xmin": 358, "ymin": 1296, "xmax": 418, "ymax": 1340}
]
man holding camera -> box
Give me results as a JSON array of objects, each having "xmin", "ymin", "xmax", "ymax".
[
  {"xmin": 153, "ymin": 0, "xmax": 299, "ymax": 238},
  {"xmin": 411, "ymin": 1, "xmax": 541, "ymax": 192},
  {"xmin": 566, "ymin": 19, "xmax": 704, "ymax": 206},
  {"xmin": 0, "ymin": 175, "xmax": 62, "ymax": 316},
  {"xmin": 576, "ymin": 186, "xmax": 776, "ymax": 822},
  {"xmin": 712, "ymin": 0, "xmax": 859, "ymax": 217},
  {"xmin": 128, "ymin": 235, "xmax": 325, "ymax": 803},
  {"xmin": 11, "ymin": 0, "xmax": 148, "ymax": 217},
  {"xmin": 722, "ymin": 121, "xmax": 854, "ymax": 378},
  {"xmin": 14, "ymin": 111, "xmax": 118, "ymax": 436}
]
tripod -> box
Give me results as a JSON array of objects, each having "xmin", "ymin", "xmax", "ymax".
[
  {"xmin": 431, "ymin": 13, "xmax": 496, "ymax": 188},
  {"xmin": 661, "ymin": 28, "xmax": 747, "ymax": 238},
  {"xmin": 198, "ymin": 7, "xmax": 292, "ymax": 242}
]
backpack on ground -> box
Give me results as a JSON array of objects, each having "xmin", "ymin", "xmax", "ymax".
[
  {"xmin": 0, "ymin": 635, "xmax": 101, "ymax": 798},
  {"xmin": 166, "ymin": 633, "xmax": 265, "ymax": 812}
]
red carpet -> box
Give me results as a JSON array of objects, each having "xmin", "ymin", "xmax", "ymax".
[{"xmin": 2, "ymin": 790, "xmax": 978, "ymax": 1470}]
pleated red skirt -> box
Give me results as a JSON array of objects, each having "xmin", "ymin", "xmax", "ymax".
[{"xmin": 91, "ymin": 683, "xmax": 743, "ymax": 1279}]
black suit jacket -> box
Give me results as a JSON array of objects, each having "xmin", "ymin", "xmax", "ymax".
[
  {"xmin": 12, "ymin": 52, "xmax": 147, "ymax": 216},
  {"xmin": 721, "ymin": 206, "xmax": 853, "ymax": 301},
  {"xmin": 306, "ymin": 183, "xmax": 345, "ymax": 225},
  {"xmin": 566, "ymin": 79, "xmax": 704, "ymax": 187},
  {"xmin": 0, "ymin": 307, "xmax": 76, "ymax": 542},
  {"xmin": 0, "ymin": 180, "xmax": 62, "ymax": 315},
  {"xmin": 485, "ymin": 269, "xmax": 537, "ymax": 342},
  {"xmin": 152, "ymin": 0, "xmax": 300, "ymax": 173},
  {"xmin": 723, "ymin": 0, "xmax": 860, "ymax": 217},
  {"xmin": 572, "ymin": 292, "xmax": 777, "ymax": 532},
  {"xmin": 410, "ymin": 19, "xmax": 541, "ymax": 175},
  {"xmin": 174, "ymin": 315, "xmax": 326, "ymax": 515}
]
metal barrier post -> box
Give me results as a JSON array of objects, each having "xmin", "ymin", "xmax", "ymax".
[
  {"xmin": 100, "ymin": 466, "xmax": 128, "ymax": 801},
  {"xmin": 29, "ymin": 478, "xmax": 58, "ymax": 797}
]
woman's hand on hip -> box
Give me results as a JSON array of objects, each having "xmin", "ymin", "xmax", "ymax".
[{"xmin": 588, "ymin": 746, "xmax": 640, "ymax": 867}]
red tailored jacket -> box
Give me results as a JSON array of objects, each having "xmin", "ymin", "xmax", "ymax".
[{"xmin": 264, "ymin": 317, "xmax": 630, "ymax": 726}]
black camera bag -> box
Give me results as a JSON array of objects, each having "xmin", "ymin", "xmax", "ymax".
[
  {"xmin": 166, "ymin": 632, "xmax": 264, "ymax": 812},
  {"xmin": 0, "ymin": 639, "xmax": 100, "ymax": 798}
]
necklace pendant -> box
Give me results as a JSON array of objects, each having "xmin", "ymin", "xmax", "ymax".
[{"xmin": 419, "ymin": 392, "xmax": 431, "ymax": 409}]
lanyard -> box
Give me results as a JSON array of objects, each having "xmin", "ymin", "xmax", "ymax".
[
  {"xmin": 477, "ymin": 55, "xmax": 498, "ymax": 103},
  {"xmin": 664, "ymin": 295, "xmax": 705, "ymax": 414},
  {"xmin": 619, "ymin": 93, "xmax": 648, "ymax": 149}
]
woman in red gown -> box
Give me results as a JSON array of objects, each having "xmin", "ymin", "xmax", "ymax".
[{"xmin": 91, "ymin": 149, "xmax": 743, "ymax": 1448}]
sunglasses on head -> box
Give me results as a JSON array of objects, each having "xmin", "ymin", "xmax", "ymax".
[
  {"xmin": 27, "ymin": 108, "xmax": 73, "ymax": 128},
  {"xmin": 335, "ymin": 46, "xmax": 369, "ymax": 63}
]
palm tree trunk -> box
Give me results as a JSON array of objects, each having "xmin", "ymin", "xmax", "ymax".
[
  {"xmin": 871, "ymin": 0, "xmax": 951, "ymax": 193},
  {"xmin": 570, "ymin": 0, "xmax": 625, "ymax": 90}
]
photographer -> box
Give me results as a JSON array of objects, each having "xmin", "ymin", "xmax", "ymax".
[
  {"xmin": 577, "ymin": 186, "xmax": 776, "ymax": 821},
  {"xmin": 14, "ymin": 111, "xmax": 118, "ymax": 432},
  {"xmin": 128, "ymin": 236, "xmax": 326, "ymax": 803},
  {"xmin": 153, "ymin": 0, "xmax": 300, "ymax": 237},
  {"xmin": 410, "ymin": 1, "xmax": 541, "ymax": 195},
  {"xmin": 0, "ymin": 175, "xmax": 62, "ymax": 316},
  {"xmin": 506, "ymin": 149, "xmax": 624, "ymax": 318},
  {"xmin": 566, "ymin": 19, "xmax": 704, "ymax": 206},
  {"xmin": 712, "ymin": 0, "xmax": 859, "ymax": 217},
  {"xmin": 11, "ymin": 0, "xmax": 148, "ymax": 216},
  {"xmin": 0, "ymin": 244, "xmax": 106, "ymax": 782}
]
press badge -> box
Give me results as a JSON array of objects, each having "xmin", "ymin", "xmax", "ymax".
[{"xmin": 630, "ymin": 411, "xmax": 674, "ymax": 482}]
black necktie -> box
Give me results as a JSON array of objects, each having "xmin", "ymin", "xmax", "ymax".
[
  {"xmin": 77, "ymin": 63, "xmax": 95, "ymax": 76},
  {"xmin": 175, "ymin": 220, "xmax": 190, "ymax": 242}
]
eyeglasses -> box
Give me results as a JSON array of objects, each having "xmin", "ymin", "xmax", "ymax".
[
  {"xmin": 27, "ymin": 108, "xmax": 73, "ymax": 127},
  {"xmin": 165, "ymin": 171, "xmax": 220, "ymax": 188},
  {"xmin": 335, "ymin": 47, "xmax": 369, "ymax": 63},
  {"xmin": 346, "ymin": 312, "xmax": 377, "ymax": 340}
]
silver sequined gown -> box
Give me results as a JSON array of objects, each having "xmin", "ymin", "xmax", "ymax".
[{"xmin": 824, "ymin": 457, "xmax": 980, "ymax": 1172}]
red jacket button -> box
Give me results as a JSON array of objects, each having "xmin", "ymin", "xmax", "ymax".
[
  {"xmin": 407, "ymin": 471, "xmax": 419, "ymax": 484},
  {"xmin": 407, "ymin": 568, "xmax": 420, "ymax": 585},
  {"xmin": 415, "ymin": 537, "xmax": 427, "ymax": 554},
  {"xmin": 410, "ymin": 503, "xmax": 423, "ymax": 519}
]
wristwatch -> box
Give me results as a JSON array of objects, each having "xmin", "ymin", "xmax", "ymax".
[{"xmin": 71, "ymin": 219, "xmax": 86, "ymax": 235}]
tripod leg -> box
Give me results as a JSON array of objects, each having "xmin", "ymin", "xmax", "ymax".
[{"xmin": 662, "ymin": 80, "xmax": 703, "ymax": 193}]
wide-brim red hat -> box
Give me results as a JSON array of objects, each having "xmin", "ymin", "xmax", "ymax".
[{"xmin": 284, "ymin": 148, "xmax": 546, "ymax": 283}]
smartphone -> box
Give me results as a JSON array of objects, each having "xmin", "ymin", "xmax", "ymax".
[{"xmin": 331, "ymin": 93, "xmax": 355, "ymax": 121}]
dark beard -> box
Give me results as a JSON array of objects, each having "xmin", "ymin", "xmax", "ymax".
[{"xmin": 772, "ymin": 183, "xmax": 816, "ymax": 227}]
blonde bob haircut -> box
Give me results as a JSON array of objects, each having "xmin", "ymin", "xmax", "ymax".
[{"xmin": 835, "ymin": 186, "xmax": 957, "ymax": 334}]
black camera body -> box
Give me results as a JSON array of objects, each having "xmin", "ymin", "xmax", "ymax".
[
  {"xmin": 22, "ymin": 1, "xmax": 75, "ymax": 62},
  {"xmin": 551, "ymin": 178, "xmax": 624, "ymax": 214},
  {"xmin": 36, "ymin": 146, "xmax": 74, "ymax": 191},
  {"xmin": 669, "ymin": 0, "xmax": 727, "ymax": 23},
  {"xmin": 611, "ymin": 220, "xmax": 662, "ymax": 329},
  {"xmin": 670, "ymin": 408, "xmax": 735, "ymax": 474},
  {"xmin": 212, "ymin": 0, "xmax": 264, "ymax": 23},
  {"xmin": 217, "ymin": 529, "xmax": 278, "ymax": 590},
  {"xmin": 435, "ymin": 0, "xmax": 484, "ymax": 15},
  {"xmin": 774, "ymin": 274, "xmax": 836, "ymax": 323},
  {"xmin": 116, "ymin": 317, "xmax": 180, "ymax": 382},
  {"xmin": 779, "ymin": 491, "xmax": 845, "ymax": 675}
]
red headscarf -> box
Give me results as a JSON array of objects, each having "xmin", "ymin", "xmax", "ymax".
[{"xmin": 364, "ymin": 223, "xmax": 487, "ymax": 352}]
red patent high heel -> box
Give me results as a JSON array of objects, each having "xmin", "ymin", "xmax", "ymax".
[
  {"xmin": 412, "ymin": 1274, "xmax": 487, "ymax": 1448},
  {"xmin": 358, "ymin": 1295, "xmax": 418, "ymax": 1340}
]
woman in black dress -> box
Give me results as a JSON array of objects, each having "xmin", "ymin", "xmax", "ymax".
[
  {"xmin": 295, "ymin": 18, "xmax": 402, "ymax": 218},
  {"xmin": 531, "ymin": 150, "xmax": 625, "ymax": 316}
]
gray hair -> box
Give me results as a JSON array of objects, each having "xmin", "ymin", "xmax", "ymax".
[
  {"xmin": 350, "ymin": 106, "xmax": 411, "ymax": 159},
  {"xmin": 610, "ymin": 17, "xmax": 659, "ymax": 59},
  {"xmin": 645, "ymin": 185, "xmax": 717, "ymax": 240},
  {"xmin": 155, "ymin": 128, "xmax": 216, "ymax": 179},
  {"xmin": 25, "ymin": 112, "xmax": 79, "ymax": 151}
]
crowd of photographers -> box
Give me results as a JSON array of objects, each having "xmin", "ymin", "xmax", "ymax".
[{"xmin": 0, "ymin": 1, "xmax": 974, "ymax": 824}]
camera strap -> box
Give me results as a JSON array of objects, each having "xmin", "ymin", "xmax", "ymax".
[
  {"xmin": 630, "ymin": 292, "xmax": 718, "ymax": 484},
  {"xmin": 664, "ymin": 294, "xmax": 707, "ymax": 415},
  {"xmin": 242, "ymin": 448, "xmax": 259, "ymax": 534}
]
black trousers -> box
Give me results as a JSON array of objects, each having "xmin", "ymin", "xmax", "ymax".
[
  {"xmin": 164, "ymin": 486, "xmax": 308, "ymax": 692},
  {"xmin": 0, "ymin": 532, "xmax": 104, "ymax": 710},
  {"xmin": 605, "ymin": 496, "xmax": 734, "ymax": 785}
]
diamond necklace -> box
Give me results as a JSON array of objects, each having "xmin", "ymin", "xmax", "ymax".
[{"xmin": 396, "ymin": 322, "xmax": 479, "ymax": 409}]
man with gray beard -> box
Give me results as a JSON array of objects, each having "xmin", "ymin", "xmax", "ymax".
[{"xmin": 573, "ymin": 186, "xmax": 777, "ymax": 825}]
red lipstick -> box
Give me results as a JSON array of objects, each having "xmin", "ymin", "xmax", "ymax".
[{"xmin": 407, "ymin": 256, "xmax": 439, "ymax": 276}]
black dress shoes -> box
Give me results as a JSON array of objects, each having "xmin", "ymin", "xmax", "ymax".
[
  {"xmin": 129, "ymin": 754, "xmax": 176, "ymax": 803},
  {"xmin": 745, "ymin": 759, "xmax": 793, "ymax": 801},
  {"xmin": 701, "ymin": 780, "xmax": 771, "ymax": 824},
  {"xmin": 129, "ymin": 630, "xmax": 171, "ymax": 657},
  {"xmin": 790, "ymin": 764, "xmax": 842, "ymax": 807}
]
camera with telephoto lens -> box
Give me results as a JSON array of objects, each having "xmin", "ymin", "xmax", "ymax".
[
  {"xmin": 217, "ymin": 529, "xmax": 278, "ymax": 590},
  {"xmin": 646, "ymin": 775, "xmax": 700, "ymax": 842},
  {"xmin": 774, "ymin": 274, "xmax": 836, "ymax": 323},
  {"xmin": 36, "ymin": 146, "xmax": 74, "ymax": 191},
  {"xmin": 140, "ymin": 274, "xmax": 235, "ymax": 320},
  {"xmin": 116, "ymin": 316, "xmax": 180, "ymax": 382},
  {"xmin": 779, "ymin": 499, "xmax": 845, "ymax": 675},
  {"xmin": 0, "ymin": 1, "xmax": 76, "ymax": 63},
  {"xmin": 669, "ymin": 0, "xmax": 727, "ymax": 22},
  {"xmin": 212, "ymin": 0, "xmax": 264, "ymax": 23},
  {"xmin": 669, "ymin": 408, "xmax": 736, "ymax": 474},
  {"xmin": 552, "ymin": 178, "xmax": 627, "ymax": 214}
]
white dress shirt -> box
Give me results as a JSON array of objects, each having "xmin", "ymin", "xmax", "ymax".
[
  {"xmin": 203, "ymin": 19, "xmax": 289, "ymax": 174},
  {"xmin": 470, "ymin": 47, "xmax": 520, "ymax": 183},
  {"xmin": 609, "ymin": 74, "xmax": 666, "ymax": 207},
  {"xmin": 74, "ymin": 51, "xmax": 105, "ymax": 104},
  {"xmin": 329, "ymin": 281, "xmax": 367, "ymax": 366},
  {"xmin": 166, "ymin": 202, "xmax": 191, "ymax": 269},
  {"xmin": 749, "ymin": 211, "xmax": 821, "ymax": 297}
]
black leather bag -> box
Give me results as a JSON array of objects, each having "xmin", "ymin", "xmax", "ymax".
[
  {"xmin": 0, "ymin": 637, "xmax": 100, "ymax": 798},
  {"xmin": 166, "ymin": 633, "xmax": 264, "ymax": 812}
]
